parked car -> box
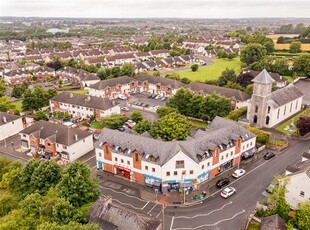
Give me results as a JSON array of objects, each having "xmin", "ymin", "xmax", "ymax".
[
  {"xmin": 117, "ymin": 126, "xmax": 126, "ymax": 132},
  {"xmin": 264, "ymin": 152, "xmax": 276, "ymax": 160},
  {"xmin": 220, "ymin": 187, "xmax": 236, "ymax": 198},
  {"xmin": 121, "ymin": 107, "xmax": 129, "ymax": 111},
  {"xmin": 232, "ymin": 169, "xmax": 246, "ymax": 178},
  {"xmin": 125, "ymin": 120, "xmax": 136, "ymax": 129},
  {"xmin": 148, "ymin": 94, "xmax": 153, "ymax": 98},
  {"xmin": 133, "ymin": 101, "xmax": 139, "ymax": 105},
  {"xmin": 155, "ymin": 95, "xmax": 162, "ymax": 100},
  {"xmin": 161, "ymin": 96, "xmax": 167, "ymax": 101},
  {"xmin": 118, "ymin": 94, "xmax": 127, "ymax": 100},
  {"xmin": 150, "ymin": 94, "xmax": 157, "ymax": 99},
  {"xmin": 44, "ymin": 82, "xmax": 54, "ymax": 87},
  {"xmin": 265, "ymin": 184, "xmax": 275, "ymax": 194},
  {"xmin": 216, "ymin": 178, "xmax": 230, "ymax": 189},
  {"xmin": 144, "ymin": 104, "xmax": 149, "ymax": 108}
]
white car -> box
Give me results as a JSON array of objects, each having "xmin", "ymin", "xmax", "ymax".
[
  {"xmin": 232, "ymin": 169, "xmax": 246, "ymax": 178},
  {"xmin": 121, "ymin": 107, "xmax": 129, "ymax": 111},
  {"xmin": 221, "ymin": 187, "xmax": 236, "ymax": 198},
  {"xmin": 118, "ymin": 94, "xmax": 127, "ymax": 100}
]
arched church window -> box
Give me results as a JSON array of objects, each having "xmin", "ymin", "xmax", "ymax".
[
  {"xmin": 267, "ymin": 106, "xmax": 271, "ymax": 114},
  {"xmin": 255, "ymin": 106, "xmax": 258, "ymax": 113},
  {"xmin": 253, "ymin": 115, "xmax": 258, "ymax": 124},
  {"xmin": 266, "ymin": 116, "xmax": 270, "ymax": 125}
]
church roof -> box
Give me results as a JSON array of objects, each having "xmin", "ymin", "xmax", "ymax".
[
  {"xmin": 252, "ymin": 69, "xmax": 275, "ymax": 84},
  {"xmin": 269, "ymin": 85, "xmax": 304, "ymax": 108}
]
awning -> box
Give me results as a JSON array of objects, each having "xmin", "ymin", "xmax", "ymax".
[
  {"xmin": 181, "ymin": 182, "xmax": 193, "ymax": 188},
  {"xmin": 114, "ymin": 164, "xmax": 131, "ymax": 173}
]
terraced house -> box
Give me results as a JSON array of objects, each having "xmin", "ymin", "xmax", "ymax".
[{"xmin": 95, "ymin": 117, "xmax": 256, "ymax": 193}]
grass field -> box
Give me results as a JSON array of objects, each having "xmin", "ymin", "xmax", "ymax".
[
  {"xmin": 177, "ymin": 58, "xmax": 242, "ymax": 82},
  {"xmin": 276, "ymin": 108, "xmax": 310, "ymax": 135},
  {"xmin": 267, "ymin": 34, "xmax": 310, "ymax": 51}
]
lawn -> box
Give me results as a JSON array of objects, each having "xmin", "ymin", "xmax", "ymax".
[
  {"xmin": 66, "ymin": 89, "xmax": 88, "ymax": 95},
  {"xmin": 11, "ymin": 100, "xmax": 23, "ymax": 112},
  {"xmin": 89, "ymin": 121, "xmax": 104, "ymax": 129},
  {"xmin": 247, "ymin": 222, "xmax": 260, "ymax": 230},
  {"xmin": 177, "ymin": 58, "xmax": 242, "ymax": 82},
  {"xmin": 276, "ymin": 108, "xmax": 310, "ymax": 135},
  {"xmin": 188, "ymin": 118, "xmax": 208, "ymax": 128},
  {"xmin": 283, "ymin": 76, "xmax": 294, "ymax": 83}
]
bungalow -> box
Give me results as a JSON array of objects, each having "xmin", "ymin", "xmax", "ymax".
[
  {"xmin": 19, "ymin": 120, "xmax": 94, "ymax": 163},
  {"xmin": 50, "ymin": 92, "xmax": 120, "ymax": 120},
  {"xmin": 162, "ymin": 58, "xmax": 175, "ymax": 67},
  {"xmin": 143, "ymin": 61, "xmax": 157, "ymax": 70},
  {"xmin": 0, "ymin": 112, "xmax": 24, "ymax": 141}
]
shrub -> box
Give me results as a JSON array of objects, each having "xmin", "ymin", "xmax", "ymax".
[
  {"xmin": 226, "ymin": 107, "xmax": 247, "ymax": 121},
  {"xmin": 246, "ymin": 126, "xmax": 271, "ymax": 144}
]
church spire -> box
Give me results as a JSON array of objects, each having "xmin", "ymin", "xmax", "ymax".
[{"xmin": 252, "ymin": 69, "xmax": 274, "ymax": 84}]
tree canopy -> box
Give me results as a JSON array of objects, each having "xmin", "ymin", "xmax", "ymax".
[{"xmin": 240, "ymin": 43, "xmax": 267, "ymax": 65}]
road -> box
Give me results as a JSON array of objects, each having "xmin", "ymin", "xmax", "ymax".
[{"xmin": 98, "ymin": 140, "xmax": 309, "ymax": 230}]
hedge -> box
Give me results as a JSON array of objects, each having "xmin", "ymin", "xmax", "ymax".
[
  {"xmin": 226, "ymin": 107, "xmax": 247, "ymax": 121},
  {"xmin": 246, "ymin": 126, "xmax": 271, "ymax": 145}
]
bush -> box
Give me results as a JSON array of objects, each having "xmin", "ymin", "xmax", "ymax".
[
  {"xmin": 226, "ymin": 107, "xmax": 247, "ymax": 121},
  {"xmin": 246, "ymin": 126, "xmax": 271, "ymax": 144},
  {"xmin": 191, "ymin": 64, "xmax": 199, "ymax": 72}
]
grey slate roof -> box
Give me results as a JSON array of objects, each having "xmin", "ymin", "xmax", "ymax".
[
  {"xmin": 95, "ymin": 116, "xmax": 255, "ymax": 165},
  {"xmin": 89, "ymin": 76, "xmax": 134, "ymax": 90},
  {"xmin": 185, "ymin": 82, "xmax": 251, "ymax": 102},
  {"xmin": 88, "ymin": 196, "xmax": 161, "ymax": 230},
  {"xmin": 51, "ymin": 92, "xmax": 119, "ymax": 111},
  {"xmin": 252, "ymin": 69, "xmax": 275, "ymax": 84},
  {"xmin": 20, "ymin": 120, "xmax": 92, "ymax": 146},
  {"xmin": 246, "ymin": 70, "xmax": 287, "ymax": 83},
  {"xmin": 260, "ymin": 214, "xmax": 286, "ymax": 230},
  {"xmin": 0, "ymin": 112, "xmax": 21, "ymax": 126},
  {"xmin": 135, "ymin": 75, "xmax": 185, "ymax": 89},
  {"xmin": 302, "ymin": 151, "xmax": 310, "ymax": 160},
  {"xmin": 269, "ymin": 85, "xmax": 304, "ymax": 108}
]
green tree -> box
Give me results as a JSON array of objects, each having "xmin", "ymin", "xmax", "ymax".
[
  {"xmin": 181, "ymin": 77, "xmax": 191, "ymax": 84},
  {"xmin": 150, "ymin": 112, "xmax": 191, "ymax": 141},
  {"xmin": 293, "ymin": 54, "xmax": 310, "ymax": 77},
  {"xmin": 11, "ymin": 83, "xmax": 28, "ymax": 98},
  {"xmin": 240, "ymin": 43, "xmax": 267, "ymax": 65},
  {"xmin": 101, "ymin": 114, "xmax": 128, "ymax": 129},
  {"xmin": 0, "ymin": 80, "xmax": 6, "ymax": 97},
  {"xmin": 18, "ymin": 159, "xmax": 40, "ymax": 196},
  {"xmin": 129, "ymin": 111, "xmax": 143, "ymax": 123},
  {"xmin": 289, "ymin": 41, "xmax": 302, "ymax": 53},
  {"xmin": 295, "ymin": 201, "xmax": 310, "ymax": 230},
  {"xmin": 166, "ymin": 88, "xmax": 193, "ymax": 116},
  {"xmin": 22, "ymin": 86, "xmax": 55, "ymax": 111},
  {"xmin": 56, "ymin": 162, "xmax": 100, "ymax": 207},
  {"xmin": 120, "ymin": 63, "xmax": 135, "ymax": 77},
  {"xmin": 96, "ymin": 68, "xmax": 107, "ymax": 80},
  {"xmin": 264, "ymin": 40, "xmax": 275, "ymax": 54},
  {"xmin": 133, "ymin": 120, "xmax": 152, "ymax": 134},
  {"xmin": 217, "ymin": 50, "xmax": 228, "ymax": 59},
  {"xmin": 227, "ymin": 52, "xmax": 237, "ymax": 60},
  {"xmin": 37, "ymin": 221, "xmax": 99, "ymax": 230},
  {"xmin": 277, "ymin": 36, "xmax": 285, "ymax": 44},
  {"xmin": 218, "ymin": 68, "xmax": 237, "ymax": 86},
  {"xmin": 188, "ymin": 94, "xmax": 204, "ymax": 118},
  {"xmin": 34, "ymin": 110, "xmax": 49, "ymax": 121},
  {"xmin": 111, "ymin": 66, "xmax": 121, "ymax": 78},
  {"xmin": 20, "ymin": 193, "xmax": 42, "ymax": 218},
  {"xmin": 156, "ymin": 106, "xmax": 178, "ymax": 118},
  {"xmin": 190, "ymin": 64, "xmax": 199, "ymax": 72},
  {"xmin": 0, "ymin": 96, "xmax": 15, "ymax": 112},
  {"xmin": 52, "ymin": 198, "xmax": 82, "ymax": 225}
]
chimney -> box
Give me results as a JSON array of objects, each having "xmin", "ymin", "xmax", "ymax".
[
  {"xmin": 2, "ymin": 116, "xmax": 7, "ymax": 123},
  {"xmin": 85, "ymin": 95, "xmax": 91, "ymax": 102},
  {"xmin": 74, "ymin": 134, "xmax": 78, "ymax": 141}
]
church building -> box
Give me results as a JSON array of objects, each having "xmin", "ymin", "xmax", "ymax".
[{"xmin": 247, "ymin": 69, "xmax": 304, "ymax": 128}]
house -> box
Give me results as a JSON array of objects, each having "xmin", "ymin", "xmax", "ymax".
[
  {"xmin": 19, "ymin": 120, "xmax": 93, "ymax": 163},
  {"xmin": 105, "ymin": 53, "xmax": 136, "ymax": 66},
  {"xmin": 185, "ymin": 82, "xmax": 251, "ymax": 109},
  {"xmin": 80, "ymin": 73, "xmax": 100, "ymax": 88},
  {"xmin": 32, "ymin": 66, "xmax": 55, "ymax": 82},
  {"xmin": 0, "ymin": 112, "xmax": 24, "ymax": 141},
  {"xmin": 50, "ymin": 92, "xmax": 120, "ymax": 120},
  {"xmin": 247, "ymin": 69, "xmax": 304, "ymax": 128},
  {"xmin": 88, "ymin": 196, "xmax": 161, "ymax": 230},
  {"xmin": 95, "ymin": 116, "xmax": 256, "ymax": 193},
  {"xmin": 134, "ymin": 52, "xmax": 152, "ymax": 61},
  {"xmin": 260, "ymin": 214, "xmax": 287, "ymax": 230},
  {"xmin": 3, "ymin": 69, "xmax": 31, "ymax": 85},
  {"xmin": 149, "ymin": 49, "xmax": 170, "ymax": 58},
  {"xmin": 240, "ymin": 70, "xmax": 288, "ymax": 88},
  {"xmin": 143, "ymin": 61, "xmax": 157, "ymax": 70},
  {"xmin": 85, "ymin": 57, "xmax": 106, "ymax": 66},
  {"xmin": 162, "ymin": 58, "xmax": 175, "ymax": 67},
  {"xmin": 134, "ymin": 62, "xmax": 148, "ymax": 74},
  {"xmin": 284, "ymin": 150, "xmax": 310, "ymax": 209},
  {"xmin": 88, "ymin": 76, "xmax": 138, "ymax": 99}
]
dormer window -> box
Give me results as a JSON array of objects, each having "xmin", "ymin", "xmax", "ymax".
[{"xmin": 149, "ymin": 156, "xmax": 156, "ymax": 162}]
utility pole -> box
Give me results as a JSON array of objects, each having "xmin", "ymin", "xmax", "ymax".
[{"xmin": 162, "ymin": 203, "xmax": 165, "ymax": 230}]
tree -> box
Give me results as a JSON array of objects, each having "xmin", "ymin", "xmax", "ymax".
[
  {"xmin": 51, "ymin": 198, "xmax": 81, "ymax": 225},
  {"xmin": 289, "ymin": 41, "xmax": 302, "ymax": 53},
  {"xmin": 277, "ymin": 36, "xmax": 285, "ymax": 44},
  {"xmin": 181, "ymin": 77, "xmax": 191, "ymax": 84},
  {"xmin": 218, "ymin": 68, "xmax": 237, "ymax": 86},
  {"xmin": 191, "ymin": 64, "xmax": 199, "ymax": 72},
  {"xmin": 101, "ymin": 114, "xmax": 128, "ymax": 129},
  {"xmin": 30, "ymin": 160, "xmax": 61, "ymax": 196},
  {"xmin": 56, "ymin": 162, "xmax": 100, "ymax": 207},
  {"xmin": 188, "ymin": 94, "xmax": 204, "ymax": 118},
  {"xmin": 20, "ymin": 193, "xmax": 42, "ymax": 218},
  {"xmin": 11, "ymin": 83, "xmax": 28, "ymax": 98},
  {"xmin": 240, "ymin": 43, "xmax": 267, "ymax": 65},
  {"xmin": 156, "ymin": 106, "xmax": 178, "ymax": 118},
  {"xmin": 120, "ymin": 63, "xmax": 135, "ymax": 77},
  {"xmin": 264, "ymin": 41, "xmax": 275, "ymax": 54},
  {"xmin": 18, "ymin": 159, "xmax": 40, "ymax": 196},
  {"xmin": 150, "ymin": 112, "xmax": 191, "ymax": 141},
  {"xmin": 217, "ymin": 50, "xmax": 228, "ymax": 59},
  {"xmin": 34, "ymin": 110, "xmax": 49, "ymax": 121},
  {"xmin": 227, "ymin": 52, "xmax": 237, "ymax": 60},
  {"xmin": 111, "ymin": 66, "xmax": 121, "ymax": 78},
  {"xmin": 37, "ymin": 221, "xmax": 99, "ymax": 230},
  {"xmin": 296, "ymin": 116, "xmax": 310, "ymax": 136},
  {"xmin": 129, "ymin": 111, "xmax": 143, "ymax": 123},
  {"xmin": 199, "ymin": 93, "xmax": 232, "ymax": 121},
  {"xmin": 295, "ymin": 201, "xmax": 310, "ymax": 230},
  {"xmin": 0, "ymin": 80, "xmax": 6, "ymax": 97},
  {"xmin": 293, "ymin": 54, "xmax": 310, "ymax": 77},
  {"xmin": 133, "ymin": 120, "xmax": 152, "ymax": 134},
  {"xmin": 166, "ymin": 88, "xmax": 193, "ymax": 116},
  {"xmin": 22, "ymin": 86, "xmax": 54, "ymax": 111},
  {"xmin": 0, "ymin": 96, "xmax": 15, "ymax": 112},
  {"xmin": 237, "ymin": 71, "xmax": 254, "ymax": 87},
  {"xmin": 96, "ymin": 68, "xmax": 107, "ymax": 80}
]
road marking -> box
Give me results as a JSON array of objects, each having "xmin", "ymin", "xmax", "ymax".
[
  {"xmin": 0, "ymin": 151, "xmax": 29, "ymax": 163},
  {"xmin": 112, "ymin": 199, "xmax": 143, "ymax": 210},
  {"xmin": 210, "ymin": 158, "xmax": 276, "ymax": 197},
  {"xmin": 156, "ymin": 205, "xmax": 167, "ymax": 218},
  {"xmin": 141, "ymin": 201, "xmax": 150, "ymax": 210},
  {"xmin": 175, "ymin": 202, "xmax": 232, "ymax": 219},
  {"xmin": 147, "ymin": 203, "xmax": 158, "ymax": 215},
  {"xmin": 99, "ymin": 185, "xmax": 146, "ymax": 202},
  {"xmin": 83, "ymin": 155, "xmax": 96, "ymax": 163},
  {"xmin": 170, "ymin": 216, "xmax": 175, "ymax": 230},
  {"xmin": 172, "ymin": 210, "xmax": 245, "ymax": 230}
]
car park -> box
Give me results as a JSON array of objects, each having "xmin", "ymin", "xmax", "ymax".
[
  {"xmin": 216, "ymin": 178, "xmax": 230, "ymax": 188},
  {"xmin": 161, "ymin": 96, "xmax": 167, "ymax": 101},
  {"xmin": 118, "ymin": 94, "xmax": 127, "ymax": 100},
  {"xmin": 264, "ymin": 152, "xmax": 276, "ymax": 160},
  {"xmin": 220, "ymin": 187, "xmax": 236, "ymax": 198},
  {"xmin": 150, "ymin": 94, "xmax": 157, "ymax": 99},
  {"xmin": 144, "ymin": 104, "xmax": 149, "ymax": 108},
  {"xmin": 155, "ymin": 95, "xmax": 162, "ymax": 100},
  {"xmin": 232, "ymin": 169, "xmax": 246, "ymax": 178},
  {"xmin": 121, "ymin": 107, "xmax": 129, "ymax": 111}
]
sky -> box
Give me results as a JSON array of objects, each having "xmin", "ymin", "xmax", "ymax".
[{"xmin": 1, "ymin": 0, "xmax": 310, "ymax": 18}]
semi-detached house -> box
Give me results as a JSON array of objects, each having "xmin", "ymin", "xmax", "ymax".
[
  {"xmin": 0, "ymin": 112, "xmax": 24, "ymax": 140},
  {"xmin": 95, "ymin": 117, "xmax": 256, "ymax": 193},
  {"xmin": 20, "ymin": 120, "xmax": 93, "ymax": 163}
]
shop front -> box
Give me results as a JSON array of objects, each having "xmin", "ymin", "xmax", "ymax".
[
  {"xmin": 181, "ymin": 179, "xmax": 194, "ymax": 192},
  {"xmin": 114, "ymin": 164, "xmax": 131, "ymax": 180},
  {"xmin": 97, "ymin": 160, "xmax": 103, "ymax": 170},
  {"xmin": 219, "ymin": 159, "xmax": 233, "ymax": 173},
  {"xmin": 143, "ymin": 174, "xmax": 162, "ymax": 192},
  {"xmin": 242, "ymin": 147, "xmax": 257, "ymax": 160},
  {"xmin": 197, "ymin": 170, "xmax": 211, "ymax": 185}
]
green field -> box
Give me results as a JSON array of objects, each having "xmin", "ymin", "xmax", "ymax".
[
  {"xmin": 177, "ymin": 58, "xmax": 242, "ymax": 82},
  {"xmin": 276, "ymin": 108, "xmax": 310, "ymax": 135}
]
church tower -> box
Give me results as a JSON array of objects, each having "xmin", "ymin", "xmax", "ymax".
[{"xmin": 247, "ymin": 69, "xmax": 274, "ymax": 128}]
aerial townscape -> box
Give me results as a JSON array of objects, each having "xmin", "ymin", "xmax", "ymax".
[{"xmin": 1, "ymin": 1, "xmax": 310, "ymax": 230}]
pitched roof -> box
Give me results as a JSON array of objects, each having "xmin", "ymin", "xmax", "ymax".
[
  {"xmin": 20, "ymin": 120, "xmax": 92, "ymax": 146},
  {"xmin": 88, "ymin": 196, "xmax": 161, "ymax": 230},
  {"xmin": 185, "ymin": 82, "xmax": 251, "ymax": 102},
  {"xmin": 252, "ymin": 69, "xmax": 275, "ymax": 84},
  {"xmin": 135, "ymin": 75, "xmax": 185, "ymax": 89},
  {"xmin": 260, "ymin": 214, "xmax": 286, "ymax": 230},
  {"xmin": 89, "ymin": 76, "xmax": 134, "ymax": 90},
  {"xmin": 0, "ymin": 112, "xmax": 21, "ymax": 126},
  {"xmin": 302, "ymin": 151, "xmax": 310, "ymax": 160},
  {"xmin": 246, "ymin": 70, "xmax": 287, "ymax": 83},
  {"xmin": 51, "ymin": 92, "xmax": 119, "ymax": 111},
  {"xmin": 269, "ymin": 85, "xmax": 304, "ymax": 108}
]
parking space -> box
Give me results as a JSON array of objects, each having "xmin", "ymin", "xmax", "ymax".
[{"xmin": 294, "ymin": 79, "xmax": 310, "ymax": 105}]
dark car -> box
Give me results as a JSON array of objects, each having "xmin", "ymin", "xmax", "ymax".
[
  {"xmin": 117, "ymin": 126, "xmax": 126, "ymax": 132},
  {"xmin": 264, "ymin": 152, "xmax": 276, "ymax": 160},
  {"xmin": 216, "ymin": 178, "xmax": 230, "ymax": 188}
]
